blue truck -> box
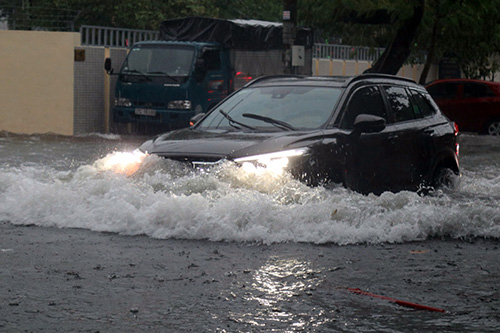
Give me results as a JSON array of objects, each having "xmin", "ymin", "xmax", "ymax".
[{"xmin": 105, "ymin": 17, "xmax": 312, "ymax": 131}]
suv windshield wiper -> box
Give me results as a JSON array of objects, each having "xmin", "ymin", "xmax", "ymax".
[
  {"xmin": 242, "ymin": 113, "xmax": 296, "ymax": 131},
  {"xmin": 219, "ymin": 110, "xmax": 256, "ymax": 130}
]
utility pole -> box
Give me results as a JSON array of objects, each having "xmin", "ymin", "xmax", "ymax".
[{"xmin": 282, "ymin": 0, "xmax": 297, "ymax": 74}]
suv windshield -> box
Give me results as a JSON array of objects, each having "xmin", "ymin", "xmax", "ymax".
[
  {"xmin": 121, "ymin": 44, "xmax": 195, "ymax": 77},
  {"xmin": 198, "ymin": 85, "xmax": 342, "ymax": 130}
]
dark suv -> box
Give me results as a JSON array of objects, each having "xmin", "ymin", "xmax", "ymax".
[{"xmin": 138, "ymin": 74, "xmax": 460, "ymax": 194}]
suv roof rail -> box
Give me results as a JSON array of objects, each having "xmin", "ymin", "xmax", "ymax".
[
  {"xmin": 244, "ymin": 73, "xmax": 418, "ymax": 89},
  {"xmin": 349, "ymin": 73, "xmax": 417, "ymax": 84},
  {"xmin": 244, "ymin": 74, "xmax": 305, "ymax": 87}
]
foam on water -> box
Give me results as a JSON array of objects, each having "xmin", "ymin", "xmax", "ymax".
[{"xmin": 1, "ymin": 144, "xmax": 499, "ymax": 245}]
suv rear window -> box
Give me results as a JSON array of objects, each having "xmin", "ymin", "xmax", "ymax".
[{"xmin": 410, "ymin": 89, "xmax": 437, "ymax": 117}]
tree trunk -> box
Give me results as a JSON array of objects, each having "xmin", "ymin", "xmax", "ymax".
[
  {"xmin": 419, "ymin": 1, "xmax": 440, "ymax": 85},
  {"xmin": 366, "ymin": 0, "xmax": 425, "ymax": 75}
]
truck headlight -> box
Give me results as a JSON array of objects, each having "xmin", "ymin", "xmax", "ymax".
[
  {"xmin": 168, "ymin": 100, "xmax": 192, "ymax": 110},
  {"xmin": 233, "ymin": 148, "xmax": 308, "ymax": 175},
  {"xmin": 115, "ymin": 97, "xmax": 132, "ymax": 107}
]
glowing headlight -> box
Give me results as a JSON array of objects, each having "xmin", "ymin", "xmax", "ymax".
[
  {"xmin": 233, "ymin": 148, "xmax": 308, "ymax": 175},
  {"xmin": 168, "ymin": 100, "xmax": 192, "ymax": 110},
  {"xmin": 97, "ymin": 148, "xmax": 148, "ymax": 176},
  {"xmin": 115, "ymin": 97, "xmax": 132, "ymax": 107}
]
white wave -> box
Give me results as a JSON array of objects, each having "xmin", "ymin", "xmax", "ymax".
[
  {"xmin": 1, "ymin": 153, "xmax": 499, "ymax": 245},
  {"xmin": 76, "ymin": 133, "xmax": 122, "ymax": 140}
]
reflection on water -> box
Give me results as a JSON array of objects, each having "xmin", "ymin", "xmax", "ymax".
[
  {"xmin": 228, "ymin": 257, "xmax": 331, "ymax": 330},
  {"xmin": 251, "ymin": 258, "xmax": 322, "ymax": 305}
]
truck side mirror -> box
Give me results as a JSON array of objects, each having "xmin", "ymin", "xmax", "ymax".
[{"xmin": 104, "ymin": 58, "xmax": 113, "ymax": 74}]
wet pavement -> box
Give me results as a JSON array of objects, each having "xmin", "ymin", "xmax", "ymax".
[{"xmin": 1, "ymin": 132, "xmax": 500, "ymax": 331}]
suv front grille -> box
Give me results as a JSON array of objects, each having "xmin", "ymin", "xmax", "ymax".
[{"xmin": 159, "ymin": 155, "xmax": 226, "ymax": 168}]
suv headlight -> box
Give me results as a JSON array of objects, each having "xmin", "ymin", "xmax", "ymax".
[
  {"xmin": 233, "ymin": 148, "xmax": 309, "ymax": 175},
  {"xmin": 168, "ymin": 100, "xmax": 192, "ymax": 110}
]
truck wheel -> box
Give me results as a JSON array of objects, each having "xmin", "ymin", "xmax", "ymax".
[{"xmin": 486, "ymin": 119, "xmax": 500, "ymax": 135}]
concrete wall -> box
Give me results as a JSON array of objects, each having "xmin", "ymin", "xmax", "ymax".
[
  {"xmin": 312, "ymin": 58, "xmax": 440, "ymax": 84},
  {"xmin": 74, "ymin": 46, "xmax": 105, "ymax": 134},
  {"xmin": 0, "ymin": 30, "xmax": 80, "ymax": 135}
]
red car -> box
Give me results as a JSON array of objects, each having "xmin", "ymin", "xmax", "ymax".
[{"xmin": 426, "ymin": 79, "xmax": 500, "ymax": 135}]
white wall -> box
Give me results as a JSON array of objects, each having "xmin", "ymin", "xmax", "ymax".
[
  {"xmin": 312, "ymin": 58, "xmax": 439, "ymax": 84},
  {"xmin": 0, "ymin": 30, "xmax": 80, "ymax": 135}
]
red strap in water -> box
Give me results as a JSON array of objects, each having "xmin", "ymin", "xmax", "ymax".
[{"xmin": 347, "ymin": 288, "xmax": 445, "ymax": 313}]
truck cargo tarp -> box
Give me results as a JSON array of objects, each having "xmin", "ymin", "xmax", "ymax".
[{"xmin": 160, "ymin": 17, "xmax": 312, "ymax": 51}]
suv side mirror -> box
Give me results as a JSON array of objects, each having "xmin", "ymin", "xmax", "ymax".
[
  {"xmin": 189, "ymin": 113, "xmax": 206, "ymax": 126},
  {"xmin": 104, "ymin": 58, "xmax": 113, "ymax": 74},
  {"xmin": 353, "ymin": 114, "xmax": 386, "ymax": 133}
]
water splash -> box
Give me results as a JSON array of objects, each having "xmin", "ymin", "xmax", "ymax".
[
  {"xmin": 1, "ymin": 148, "xmax": 499, "ymax": 245},
  {"xmin": 1, "ymin": 134, "xmax": 499, "ymax": 244}
]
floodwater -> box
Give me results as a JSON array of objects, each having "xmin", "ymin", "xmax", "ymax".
[
  {"xmin": 1, "ymin": 132, "xmax": 499, "ymax": 244},
  {"xmin": 1, "ymin": 131, "xmax": 499, "ymax": 331}
]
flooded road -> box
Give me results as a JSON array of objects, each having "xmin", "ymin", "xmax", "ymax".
[{"xmin": 1, "ymin": 132, "xmax": 499, "ymax": 331}]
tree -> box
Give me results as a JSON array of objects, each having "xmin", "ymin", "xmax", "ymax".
[
  {"xmin": 299, "ymin": 0, "xmax": 425, "ymax": 75},
  {"xmin": 0, "ymin": 0, "xmax": 80, "ymax": 30},
  {"xmin": 441, "ymin": 0, "xmax": 500, "ymax": 80},
  {"xmin": 414, "ymin": 0, "xmax": 500, "ymax": 83},
  {"xmin": 0, "ymin": 0, "xmax": 221, "ymax": 31},
  {"xmin": 71, "ymin": 0, "xmax": 220, "ymax": 30},
  {"xmin": 366, "ymin": 0, "xmax": 424, "ymax": 75},
  {"xmin": 216, "ymin": 0, "xmax": 282, "ymax": 21},
  {"xmin": 0, "ymin": 0, "xmax": 285, "ymax": 31},
  {"xmin": 416, "ymin": 0, "xmax": 443, "ymax": 84}
]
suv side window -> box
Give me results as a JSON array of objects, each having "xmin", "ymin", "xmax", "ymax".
[
  {"xmin": 383, "ymin": 86, "xmax": 416, "ymax": 122},
  {"xmin": 410, "ymin": 89, "xmax": 436, "ymax": 117},
  {"xmin": 341, "ymin": 86, "xmax": 387, "ymax": 129}
]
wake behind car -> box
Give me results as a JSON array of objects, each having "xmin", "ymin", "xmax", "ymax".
[{"xmin": 138, "ymin": 74, "xmax": 460, "ymax": 194}]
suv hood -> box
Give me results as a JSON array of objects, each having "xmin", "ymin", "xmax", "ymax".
[{"xmin": 140, "ymin": 128, "xmax": 325, "ymax": 161}]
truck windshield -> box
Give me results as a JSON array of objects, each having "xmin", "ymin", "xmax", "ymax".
[
  {"xmin": 198, "ymin": 85, "xmax": 342, "ymax": 131},
  {"xmin": 121, "ymin": 45, "xmax": 195, "ymax": 77}
]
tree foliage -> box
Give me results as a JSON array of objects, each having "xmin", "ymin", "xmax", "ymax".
[
  {"xmin": 429, "ymin": 0, "xmax": 500, "ymax": 80},
  {"xmin": 0, "ymin": 0, "xmax": 222, "ymax": 30},
  {"xmin": 366, "ymin": 0, "xmax": 425, "ymax": 75},
  {"xmin": 216, "ymin": 0, "xmax": 282, "ymax": 21},
  {"xmin": 0, "ymin": 0, "xmax": 283, "ymax": 31},
  {"xmin": 298, "ymin": 0, "xmax": 500, "ymax": 81}
]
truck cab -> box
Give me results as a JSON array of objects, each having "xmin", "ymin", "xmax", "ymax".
[{"xmin": 111, "ymin": 41, "xmax": 231, "ymax": 130}]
